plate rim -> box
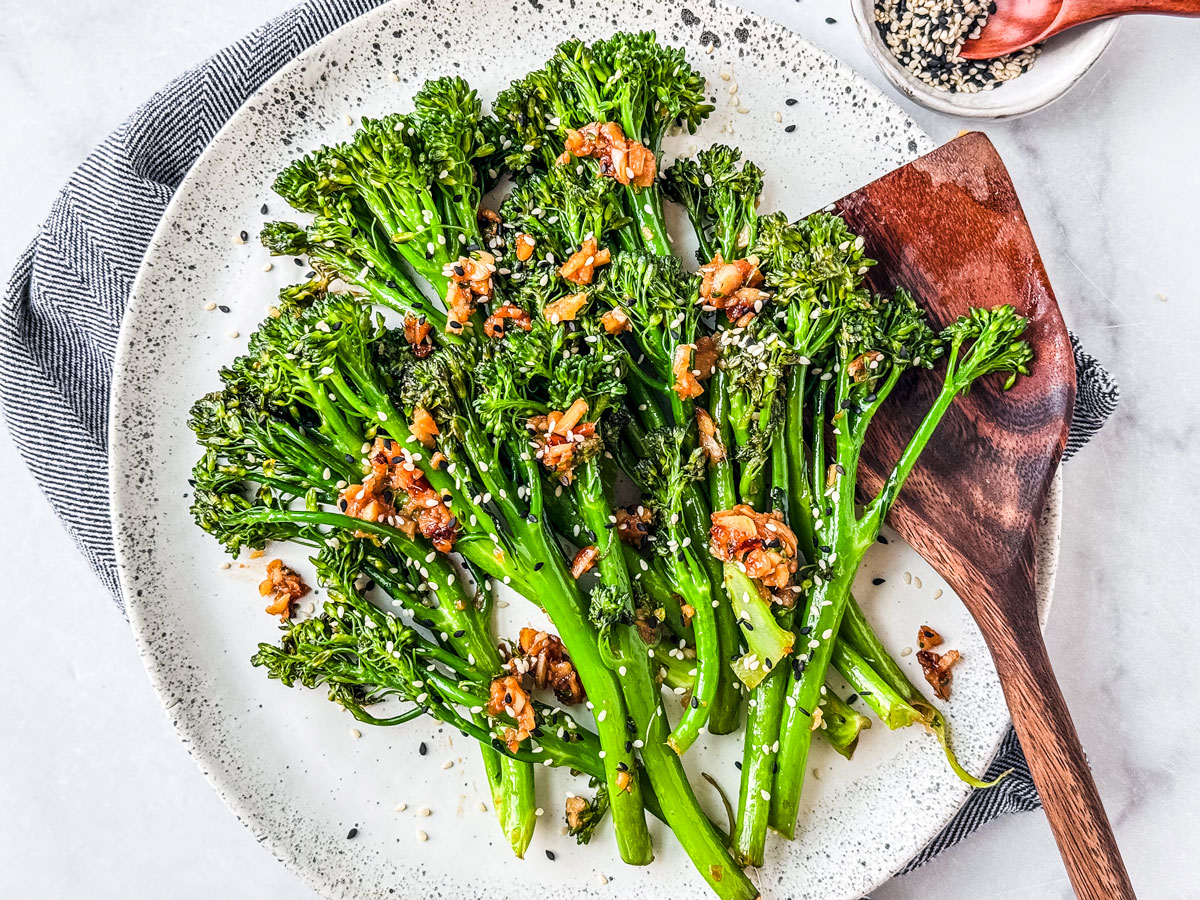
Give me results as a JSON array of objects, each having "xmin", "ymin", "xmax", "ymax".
[{"xmin": 108, "ymin": 2, "xmax": 1061, "ymax": 897}]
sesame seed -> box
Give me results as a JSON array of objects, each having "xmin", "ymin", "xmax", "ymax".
[
  {"xmin": 418, "ymin": 807, "xmax": 431, "ymax": 817},
  {"xmin": 203, "ymin": 301, "xmax": 216, "ymax": 311},
  {"xmin": 416, "ymin": 830, "xmax": 428, "ymax": 842},
  {"xmin": 344, "ymin": 114, "xmax": 354, "ymax": 126},
  {"xmin": 349, "ymin": 728, "xmax": 361, "ymax": 739}
]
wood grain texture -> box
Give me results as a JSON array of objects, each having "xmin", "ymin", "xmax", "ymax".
[
  {"xmin": 960, "ymin": 0, "xmax": 1200, "ymax": 57},
  {"xmin": 835, "ymin": 132, "xmax": 1136, "ymax": 900}
]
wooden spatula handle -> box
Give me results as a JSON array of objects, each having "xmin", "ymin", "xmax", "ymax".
[
  {"xmin": 1086, "ymin": 0, "xmax": 1200, "ymax": 16},
  {"xmin": 985, "ymin": 616, "xmax": 1135, "ymax": 900},
  {"xmin": 1093, "ymin": 0, "xmax": 1200, "ymax": 15}
]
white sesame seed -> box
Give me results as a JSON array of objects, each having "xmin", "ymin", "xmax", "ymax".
[
  {"xmin": 415, "ymin": 829, "xmax": 428, "ymax": 842},
  {"xmin": 349, "ymin": 728, "xmax": 361, "ymax": 739},
  {"xmin": 344, "ymin": 114, "xmax": 354, "ymax": 126}
]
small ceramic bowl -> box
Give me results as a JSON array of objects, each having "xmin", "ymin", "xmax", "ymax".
[{"xmin": 850, "ymin": 0, "xmax": 1120, "ymax": 118}]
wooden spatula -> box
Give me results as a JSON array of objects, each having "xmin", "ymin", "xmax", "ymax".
[{"xmin": 832, "ymin": 132, "xmax": 1135, "ymax": 900}]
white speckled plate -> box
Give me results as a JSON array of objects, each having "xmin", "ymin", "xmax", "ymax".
[{"xmin": 110, "ymin": 1, "xmax": 1060, "ymax": 898}]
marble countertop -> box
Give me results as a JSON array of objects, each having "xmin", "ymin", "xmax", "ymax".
[{"xmin": 1, "ymin": 2, "xmax": 1197, "ymax": 898}]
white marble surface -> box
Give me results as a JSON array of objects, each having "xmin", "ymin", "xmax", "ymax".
[{"xmin": 0, "ymin": 2, "xmax": 1197, "ymax": 898}]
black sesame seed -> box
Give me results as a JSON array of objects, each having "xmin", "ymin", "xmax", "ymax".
[
  {"xmin": 872, "ymin": 577, "xmax": 885, "ymax": 585},
  {"xmin": 734, "ymin": 760, "xmax": 742, "ymax": 770},
  {"xmin": 846, "ymin": 693, "xmax": 859, "ymax": 704},
  {"xmin": 418, "ymin": 742, "xmax": 427, "ymax": 756},
  {"xmin": 239, "ymin": 230, "xmax": 249, "ymax": 242},
  {"xmin": 453, "ymin": 629, "xmax": 465, "ymax": 638},
  {"xmin": 799, "ymin": 625, "xmax": 813, "ymax": 636},
  {"xmin": 260, "ymin": 203, "xmax": 269, "ymax": 215},
  {"xmin": 294, "ymin": 258, "xmax": 304, "ymax": 266},
  {"xmin": 825, "ymin": 16, "xmax": 837, "ymax": 23},
  {"xmin": 545, "ymin": 850, "xmax": 556, "ymax": 861},
  {"xmin": 690, "ymin": 695, "xmax": 699, "ymax": 709},
  {"xmin": 784, "ymin": 124, "xmax": 796, "ymax": 133},
  {"xmin": 218, "ymin": 304, "xmax": 231, "ymax": 313},
  {"xmin": 877, "ymin": 535, "xmax": 889, "ymax": 544},
  {"xmin": 785, "ymin": 98, "xmax": 798, "ymax": 106},
  {"xmin": 346, "ymin": 827, "xmax": 358, "ymax": 839},
  {"xmin": 534, "ymin": 561, "xmax": 544, "ymax": 571}
]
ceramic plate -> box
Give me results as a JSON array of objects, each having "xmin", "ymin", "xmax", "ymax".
[{"xmin": 110, "ymin": 1, "xmax": 1060, "ymax": 898}]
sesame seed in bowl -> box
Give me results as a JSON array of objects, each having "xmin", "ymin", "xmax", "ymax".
[{"xmin": 851, "ymin": 0, "xmax": 1121, "ymax": 118}]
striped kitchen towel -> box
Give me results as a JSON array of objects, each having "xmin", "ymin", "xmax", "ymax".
[{"xmin": 0, "ymin": 0, "xmax": 1119, "ymax": 892}]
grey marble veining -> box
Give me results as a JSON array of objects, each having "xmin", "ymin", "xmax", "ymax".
[{"xmin": 0, "ymin": 2, "xmax": 1197, "ymax": 898}]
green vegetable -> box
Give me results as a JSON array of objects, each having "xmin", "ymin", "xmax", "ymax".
[{"xmin": 189, "ymin": 32, "xmax": 1033, "ymax": 899}]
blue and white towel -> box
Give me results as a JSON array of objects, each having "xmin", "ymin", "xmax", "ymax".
[{"xmin": 0, "ymin": 0, "xmax": 1119, "ymax": 890}]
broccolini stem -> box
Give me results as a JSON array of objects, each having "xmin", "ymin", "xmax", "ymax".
[
  {"xmin": 574, "ymin": 458, "xmax": 756, "ymax": 897},
  {"xmin": 487, "ymin": 744, "xmax": 538, "ymax": 858},
  {"xmin": 732, "ymin": 663, "xmax": 787, "ymax": 867},
  {"xmin": 707, "ymin": 370, "xmax": 738, "ymax": 511},
  {"xmin": 513, "ymin": 522, "xmax": 654, "ymax": 866},
  {"xmin": 830, "ymin": 640, "xmax": 923, "ymax": 731},
  {"xmin": 663, "ymin": 551, "xmax": 719, "ymax": 755},
  {"xmin": 628, "ymin": 184, "xmax": 673, "ymax": 257},
  {"xmin": 817, "ymin": 688, "xmax": 872, "ymax": 761},
  {"xmin": 768, "ymin": 564, "xmax": 857, "ymax": 837}
]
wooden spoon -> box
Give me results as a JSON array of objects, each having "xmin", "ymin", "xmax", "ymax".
[
  {"xmin": 960, "ymin": 0, "xmax": 1200, "ymax": 58},
  {"xmin": 832, "ymin": 132, "xmax": 1135, "ymax": 900}
]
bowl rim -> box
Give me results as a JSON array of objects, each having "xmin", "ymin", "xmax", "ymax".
[{"xmin": 848, "ymin": 0, "xmax": 1121, "ymax": 119}]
